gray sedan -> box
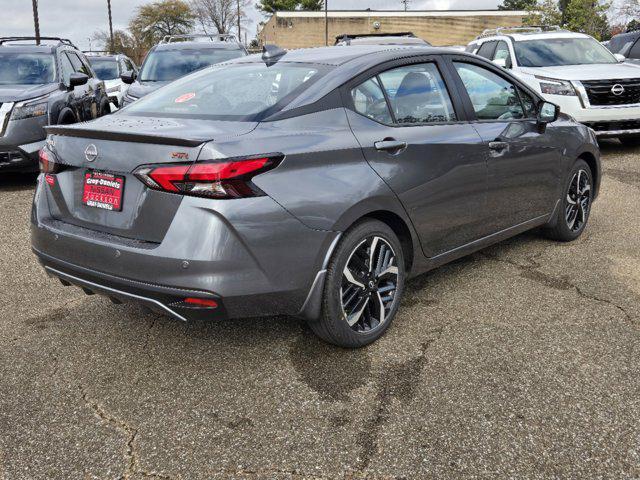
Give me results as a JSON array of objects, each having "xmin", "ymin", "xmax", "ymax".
[{"xmin": 31, "ymin": 45, "xmax": 600, "ymax": 347}]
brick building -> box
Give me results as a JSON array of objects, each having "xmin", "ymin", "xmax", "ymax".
[{"xmin": 257, "ymin": 10, "xmax": 527, "ymax": 48}]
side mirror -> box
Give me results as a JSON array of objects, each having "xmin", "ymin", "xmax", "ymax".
[
  {"xmin": 493, "ymin": 58, "xmax": 507, "ymax": 68},
  {"xmin": 538, "ymin": 101, "xmax": 559, "ymax": 124},
  {"xmin": 120, "ymin": 70, "xmax": 136, "ymax": 84},
  {"xmin": 68, "ymin": 72, "xmax": 88, "ymax": 88},
  {"xmin": 614, "ymin": 53, "xmax": 626, "ymax": 62}
]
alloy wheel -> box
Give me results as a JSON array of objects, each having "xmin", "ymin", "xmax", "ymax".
[
  {"xmin": 340, "ymin": 236, "xmax": 399, "ymax": 333},
  {"xmin": 565, "ymin": 169, "xmax": 591, "ymax": 232}
]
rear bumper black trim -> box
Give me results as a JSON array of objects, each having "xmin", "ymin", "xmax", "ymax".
[{"xmin": 34, "ymin": 248, "xmax": 227, "ymax": 321}]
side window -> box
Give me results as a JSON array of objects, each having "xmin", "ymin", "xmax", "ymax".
[
  {"xmin": 454, "ymin": 62, "xmax": 524, "ymax": 120},
  {"xmin": 378, "ymin": 63, "xmax": 456, "ymax": 124},
  {"xmin": 476, "ymin": 41, "xmax": 497, "ymax": 59},
  {"xmin": 67, "ymin": 52, "xmax": 91, "ymax": 76},
  {"xmin": 629, "ymin": 39, "xmax": 640, "ymax": 60},
  {"xmin": 493, "ymin": 41, "xmax": 512, "ymax": 68},
  {"xmin": 350, "ymin": 77, "xmax": 393, "ymax": 124},
  {"xmin": 125, "ymin": 59, "xmax": 137, "ymax": 73},
  {"xmin": 59, "ymin": 51, "xmax": 74, "ymax": 84}
]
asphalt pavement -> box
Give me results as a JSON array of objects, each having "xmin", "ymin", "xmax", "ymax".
[{"xmin": 1, "ymin": 140, "xmax": 639, "ymax": 479}]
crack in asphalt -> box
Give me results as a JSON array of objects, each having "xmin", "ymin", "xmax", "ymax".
[
  {"xmin": 356, "ymin": 330, "xmax": 444, "ymax": 472},
  {"xmin": 479, "ymin": 251, "xmax": 635, "ymax": 325},
  {"xmin": 77, "ymin": 385, "xmax": 174, "ymax": 480}
]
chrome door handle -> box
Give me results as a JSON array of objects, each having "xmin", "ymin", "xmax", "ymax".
[
  {"xmin": 488, "ymin": 141, "xmax": 509, "ymax": 151},
  {"xmin": 375, "ymin": 139, "xmax": 407, "ymax": 154}
]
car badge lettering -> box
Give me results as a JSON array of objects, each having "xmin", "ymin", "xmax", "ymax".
[
  {"xmin": 171, "ymin": 152, "xmax": 189, "ymax": 160},
  {"xmin": 611, "ymin": 84, "xmax": 625, "ymax": 96},
  {"xmin": 85, "ymin": 144, "xmax": 98, "ymax": 162}
]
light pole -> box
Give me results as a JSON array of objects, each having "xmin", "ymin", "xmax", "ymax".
[
  {"xmin": 324, "ymin": 0, "xmax": 328, "ymax": 46},
  {"xmin": 107, "ymin": 0, "xmax": 114, "ymax": 50},
  {"xmin": 237, "ymin": 0, "xmax": 241, "ymax": 43},
  {"xmin": 31, "ymin": 0, "xmax": 40, "ymax": 44}
]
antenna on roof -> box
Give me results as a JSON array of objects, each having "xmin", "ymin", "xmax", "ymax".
[{"xmin": 262, "ymin": 44, "xmax": 286, "ymax": 66}]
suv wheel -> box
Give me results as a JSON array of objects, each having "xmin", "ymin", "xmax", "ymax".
[
  {"xmin": 544, "ymin": 159, "xmax": 593, "ymax": 242},
  {"xmin": 619, "ymin": 135, "xmax": 640, "ymax": 147},
  {"xmin": 309, "ymin": 219, "xmax": 405, "ymax": 348}
]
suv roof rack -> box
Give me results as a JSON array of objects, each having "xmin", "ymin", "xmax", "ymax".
[
  {"xmin": 0, "ymin": 36, "xmax": 78, "ymax": 49},
  {"xmin": 335, "ymin": 32, "xmax": 416, "ymax": 44},
  {"xmin": 474, "ymin": 25, "xmax": 564, "ymax": 40},
  {"xmin": 83, "ymin": 50, "xmax": 115, "ymax": 56},
  {"xmin": 160, "ymin": 33, "xmax": 238, "ymax": 44}
]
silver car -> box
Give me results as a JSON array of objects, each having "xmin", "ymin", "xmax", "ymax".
[{"xmin": 32, "ymin": 45, "xmax": 601, "ymax": 347}]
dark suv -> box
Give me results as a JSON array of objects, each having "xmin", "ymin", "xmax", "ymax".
[
  {"xmin": 120, "ymin": 34, "xmax": 247, "ymax": 107},
  {"xmin": 0, "ymin": 37, "xmax": 109, "ymax": 173},
  {"xmin": 607, "ymin": 29, "xmax": 640, "ymax": 64}
]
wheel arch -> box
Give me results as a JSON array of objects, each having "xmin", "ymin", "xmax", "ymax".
[
  {"xmin": 56, "ymin": 107, "xmax": 76, "ymax": 125},
  {"xmin": 576, "ymin": 149, "xmax": 600, "ymax": 198}
]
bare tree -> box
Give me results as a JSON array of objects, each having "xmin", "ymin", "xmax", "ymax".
[{"xmin": 191, "ymin": 0, "xmax": 249, "ymax": 36}]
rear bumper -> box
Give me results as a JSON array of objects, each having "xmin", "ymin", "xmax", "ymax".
[
  {"xmin": 31, "ymin": 176, "xmax": 338, "ymax": 320},
  {"xmin": 35, "ymin": 249, "xmax": 227, "ymax": 321}
]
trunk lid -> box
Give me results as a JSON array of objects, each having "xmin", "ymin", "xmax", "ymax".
[{"xmin": 44, "ymin": 115, "xmax": 258, "ymax": 243}]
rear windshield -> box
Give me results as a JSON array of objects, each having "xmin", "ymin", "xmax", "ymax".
[
  {"xmin": 125, "ymin": 62, "xmax": 326, "ymax": 121},
  {"xmin": 88, "ymin": 58, "xmax": 119, "ymax": 80},
  {"xmin": 0, "ymin": 53, "xmax": 56, "ymax": 85},
  {"xmin": 514, "ymin": 38, "xmax": 617, "ymax": 67},
  {"xmin": 139, "ymin": 48, "xmax": 246, "ymax": 82}
]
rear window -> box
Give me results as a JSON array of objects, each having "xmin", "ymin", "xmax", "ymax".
[
  {"xmin": 125, "ymin": 62, "xmax": 326, "ymax": 121},
  {"xmin": 139, "ymin": 48, "xmax": 246, "ymax": 82},
  {"xmin": 88, "ymin": 58, "xmax": 119, "ymax": 80},
  {"xmin": 0, "ymin": 53, "xmax": 56, "ymax": 85}
]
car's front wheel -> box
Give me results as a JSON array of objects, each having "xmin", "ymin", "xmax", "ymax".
[
  {"xmin": 309, "ymin": 219, "xmax": 405, "ymax": 348},
  {"xmin": 544, "ymin": 159, "xmax": 593, "ymax": 242}
]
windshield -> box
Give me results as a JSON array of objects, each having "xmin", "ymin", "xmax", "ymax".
[
  {"xmin": 0, "ymin": 53, "xmax": 56, "ymax": 85},
  {"xmin": 88, "ymin": 58, "xmax": 119, "ymax": 80},
  {"xmin": 126, "ymin": 62, "xmax": 325, "ymax": 121},
  {"xmin": 139, "ymin": 48, "xmax": 245, "ymax": 82},
  {"xmin": 515, "ymin": 37, "xmax": 617, "ymax": 67}
]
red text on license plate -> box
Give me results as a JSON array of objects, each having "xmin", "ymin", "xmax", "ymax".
[{"xmin": 82, "ymin": 171, "xmax": 124, "ymax": 211}]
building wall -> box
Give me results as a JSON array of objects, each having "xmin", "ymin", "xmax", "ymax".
[{"xmin": 258, "ymin": 11, "xmax": 527, "ymax": 48}]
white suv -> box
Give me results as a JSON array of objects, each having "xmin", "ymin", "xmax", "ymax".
[{"xmin": 467, "ymin": 27, "xmax": 640, "ymax": 145}]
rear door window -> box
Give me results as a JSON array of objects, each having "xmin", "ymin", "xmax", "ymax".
[
  {"xmin": 351, "ymin": 77, "xmax": 393, "ymax": 124},
  {"xmin": 66, "ymin": 52, "xmax": 92, "ymax": 76},
  {"xmin": 453, "ymin": 62, "xmax": 525, "ymax": 120},
  {"xmin": 378, "ymin": 63, "xmax": 456, "ymax": 124}
]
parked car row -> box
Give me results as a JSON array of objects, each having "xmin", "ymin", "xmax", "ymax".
[{"xmin": 0, "ymin": 34, "xmax": 247, "ymax": 173}]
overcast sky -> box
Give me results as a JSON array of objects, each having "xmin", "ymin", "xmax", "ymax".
[{"xmin": 3, "ymin": 0, "xmax": 506, "ymax": 50}]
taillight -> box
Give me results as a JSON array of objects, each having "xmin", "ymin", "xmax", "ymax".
[
  {"xmin": 133, "ymin": 156, "xmax": 281, "ymax": 199},
  {"xmin": 38, "ymin": 147, "xmax": 66, "ymax": 174}
]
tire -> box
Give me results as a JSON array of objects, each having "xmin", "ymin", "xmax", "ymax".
[
  {"xmin": 619, "ymin": 135, "xmax": 640, "ymax": 147},
  {"xmin": 98, "ymin": 100, "xmax": 110, "ymax": 117},
  {"xmin": 544, "ymin": 159, "xmax": 593, "ymax": 242},
  {"xmin": 309, "ymin": 219, "xmax": 405, "ymax": 348}
]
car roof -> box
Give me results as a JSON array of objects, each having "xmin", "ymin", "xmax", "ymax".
[
  {"xmin": 154, "ymin": 41, "xmax": 244, "ymax": 51},
  {"xmin": 0, "ymin": 44, "xmax": 57, "ymax": 54},
  {"xmin": 237, "ymin": 44, "xmax": 451, "ymax": 66},
  {"xmin": 473, "ymin": 31, "xmax": 591, "ymax": 43}
]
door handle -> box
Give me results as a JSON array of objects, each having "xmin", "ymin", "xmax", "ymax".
[
  {"xmin": 488, "ymin": 141, "xmax": 509, "ymax": 151},
  {"xmin": 374, "ymin": 139, "xmax": 407, "ymax": 154}
]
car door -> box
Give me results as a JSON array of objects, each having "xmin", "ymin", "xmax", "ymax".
[
  {"xmin": 344, "ymin": 57, "xmax": 490, "ymax": 258},
  {"xmin": 66, "ymin": 51, "xmax": 99, "ymax": 120},
  {"xmin": 449, "ymin": 59, "xmax": 562, "ymax": 233}
]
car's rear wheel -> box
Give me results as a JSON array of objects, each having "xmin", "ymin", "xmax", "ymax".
[
  {"xmin": 619, "ymin": 135, "xmax": 640, "ymax": 147},
  {"xmin": 309, "ymin": 219, "xmax": 405, "ymax": 348},
  {"xmin": 544, "ymin": 159, "xmax": 593, "ymax": 242}
]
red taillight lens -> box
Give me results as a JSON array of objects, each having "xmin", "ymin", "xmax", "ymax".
[
  {"xmin": 38, "ymin": 147, "xmax": 65, "ymax": 175},
  {"xmin": 134, "ymin": 156, "xmax": 281, "ymax": 199}
]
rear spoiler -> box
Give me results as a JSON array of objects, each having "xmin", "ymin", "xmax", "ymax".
[{"xmin": 45, "ymin": 125, "xmax": 207, "ymax": 148}]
